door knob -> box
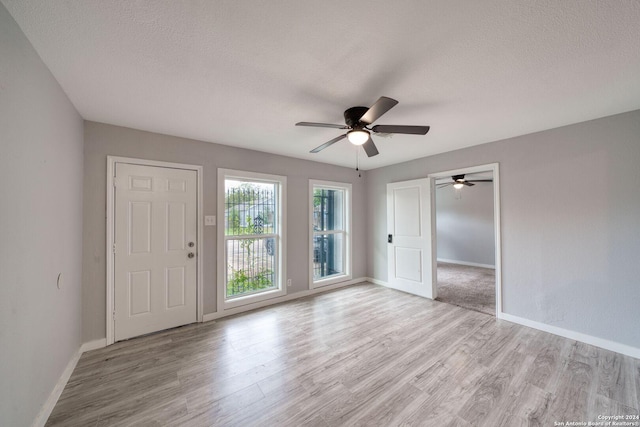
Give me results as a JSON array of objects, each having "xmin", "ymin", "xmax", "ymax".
[
  {"xmin": 188, "ymin": 252, "xmax": 195, "ymax": 258},
  {"xmin": 188, "ymin": 242, "xmax": 195, "ymax": 247}
]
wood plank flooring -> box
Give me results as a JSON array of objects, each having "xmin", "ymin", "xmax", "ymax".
[{"xmin": 46, "ymin": 284, "xmax": 640, "ymax": 426}]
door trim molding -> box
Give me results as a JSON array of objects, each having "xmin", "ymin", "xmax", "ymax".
[
  {"xmin": 428, "ymin": 162, "xmax": 502, "ymax": 316},
  {"xmin": 106, "ymin": 156, "xmax": 204, "ymax": 346}
]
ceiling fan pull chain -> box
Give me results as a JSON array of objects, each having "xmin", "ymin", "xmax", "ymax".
[{"xmin": 356, "ymin": 148, "xmax": 361, "ymax": 178}]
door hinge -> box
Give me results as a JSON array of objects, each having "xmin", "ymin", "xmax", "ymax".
[
  {"xmin": 112, "ymin": 243, "xmax": 116, "ymax": 254},
  {"xmin": 113, "ymin": 177, "xmax": 118, "ymax": 188},
  {"xmin": 113, "ymin": 311, "xmax": 116, "ymax": 320}
]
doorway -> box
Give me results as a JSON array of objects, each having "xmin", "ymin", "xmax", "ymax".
[
  {"xmin": 106, "ymin": 157, "xmax": 203, "ymax": 344},
  {"xmin": 429, "ymin": 163, "xmax": 502, "ymax": 316}
]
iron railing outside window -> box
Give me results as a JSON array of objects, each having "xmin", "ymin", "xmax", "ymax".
[{"xmin": 225, "ymin": 185, "xmax": 277, "ymax": 298}]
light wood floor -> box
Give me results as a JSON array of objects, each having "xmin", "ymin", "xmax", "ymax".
[{"xmin": 47, "ymin": 284, "xmax": 640, "ymax": 426}]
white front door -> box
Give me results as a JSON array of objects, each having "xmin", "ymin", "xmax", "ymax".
[
  {"xmin": 114, "ymin": 163, "xmax": 197, "ymax": 341},
  {"xmin": 387, "ymin": 178, "xmax": 436, "ymax": 299}
]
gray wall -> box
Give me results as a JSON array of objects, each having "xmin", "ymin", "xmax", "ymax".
[
  {"xmin": 435, "ymin": 181, "xmax": 495, "ymax": 266},
  {"xmin": 0, "ymin": 4, "xmax": 84, "ymax": 426},
  {"xmin": 367, "ymin": 110, "xmax": 640, "ymax": 349},
  {"xmin": 83, "ymin": 122, "xmax": 367, "ymax": 342}
]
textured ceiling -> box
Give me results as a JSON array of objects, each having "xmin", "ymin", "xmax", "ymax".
[{"xmin": 3, "ymin": 1, "xmax": 640, "ymax": 170}]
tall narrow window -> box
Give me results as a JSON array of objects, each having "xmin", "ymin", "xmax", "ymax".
[
  {"xmin": 218, "ymin": 169, "xmax": 286, "ymax": 309},
  {"xmin": 309, "ymin": 180, "xmax": 351, "ymax": 288}
]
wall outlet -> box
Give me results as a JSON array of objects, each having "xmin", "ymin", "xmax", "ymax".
[
  {"xmin": 204, "ymin": 215, "xmax": 216, "ymax": 226},
  {"xmin": 287, "ymin": 279, "xmax": 292, "ymax": 287}
]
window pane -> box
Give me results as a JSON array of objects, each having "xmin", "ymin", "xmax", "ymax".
[
  {"xmin": 312, "ymin": 188, "xmax": 344, "ymax": 231},
  {"xmin": 226, "ymin": 237, "xmax": 277, "ymax": 298},
  {"xmin": 313, "ymin": 233, "xmax": 344, "ymax": 280},
  {"xmin": 225, "ymin": 180, "xmax": 276, "ymax": 236}
]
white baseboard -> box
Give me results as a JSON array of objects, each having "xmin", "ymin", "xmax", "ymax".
[
  {"xmin": 203, "ymin": 277, "xmax": 370, "ymax": 322},
  {"xmin": 366, "ymin": 277, "xmax": 388, "ymax": 286},
  {"xmin": 32, "ymin": 337, "xmax": 108, "ymax": 426},
  {"xmin": 81, "ymin": 338, "xmax": 107, "ymax": 353},
  {"xmin": 437, "ymin": 258, "xmax": 495, "ymax": 269},
  {"xmin": 31, "ymin": 347, "xmax": 83, "ymax": 427},
  {"xmin": 498, "ymin": 312, "xmax": 640, "ymax": 359}
]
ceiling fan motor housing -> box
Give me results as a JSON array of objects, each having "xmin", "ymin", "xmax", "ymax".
[{"xmin": 344, "ymin": 106, "xmax": 369, "ymax": 128}]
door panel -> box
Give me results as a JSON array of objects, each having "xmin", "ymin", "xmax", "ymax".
[
  {"xmin": 393, "ymin": 187, "xmax": 421, "ymax": 236},
  {"xmin": 167, "ymin": 202, "xmax": 186, "ymax": 251},
  {"xmin": 166, "ymin": 266, "xmax": 186, "ymax": 308},
  {"xmin": 387, "ymin": 178, "xmax": 436, "ymax": 299},
  {"xmin": 114, "ymin": 163, "xmax": 197, "ymax": 341},
  {"xmin": 129, "ymin": 202, "xmax": 151, "ymax": 253},
  {"xmin": 395, "ymin": 247, "xmax": 422, "ymax": 282},
  {"xmin": 129, "ymin": 270, "xmax": 151, "ymax": 315}
]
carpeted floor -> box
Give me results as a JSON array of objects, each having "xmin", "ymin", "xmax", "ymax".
[{"xmin": 436, "ymin": 262, "xmax": 495, "ymax": 316}]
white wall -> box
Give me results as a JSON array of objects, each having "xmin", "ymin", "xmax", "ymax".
[
  {"xmin": 435, "ymin": 181, "xmax": 495, "ymax": 267},
  {"xmin": 367, "ymin": 110, "xmax": 640, "ymax": 350},
  {"xmin": 0, "ymin": 3, "xmax": 84, "ymax": 426},
  {"xmin": 82, "ymin": 121, "xmax": 367, "ymax": 342}
]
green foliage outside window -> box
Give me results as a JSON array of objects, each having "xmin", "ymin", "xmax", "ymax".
[{"xmin": 226, "ymin": 267, "xmax": 274, "ymax": 296}]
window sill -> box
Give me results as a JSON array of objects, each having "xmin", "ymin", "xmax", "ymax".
[
  {"xmin": 223, "ymin": 286, "xmax": 287, "ymax": 310},
  {"xmin": 310, "ymin": 274, "xmax": 352, "ymax": 289}
]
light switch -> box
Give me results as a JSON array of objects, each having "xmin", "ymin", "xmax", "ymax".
[{"xmin": 204, "ymin": 215, "xmax": 216, "ymax": 226}]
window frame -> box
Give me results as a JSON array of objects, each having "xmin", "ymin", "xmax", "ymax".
[
  {"xmin": 309, "ymin": 179, "xmax": 352, "ymax": 289},
  {"xmin": 217, "ymin": 168, "xmax": 287, "ymax": 310}
]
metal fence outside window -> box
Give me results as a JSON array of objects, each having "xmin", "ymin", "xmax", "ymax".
[{"xmin": 225, "ymin": 184, "xmax": 277, "ymax": 298}]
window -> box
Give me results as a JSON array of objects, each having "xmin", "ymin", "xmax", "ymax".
[
  {"xmin": 309, "ymin": 180, "xmax": 351, "ymax": 288},
  {"xmin": 218, "ymin": 169, "xmax": 286, "ymax": 309}
]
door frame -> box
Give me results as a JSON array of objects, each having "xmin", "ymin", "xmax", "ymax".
[
  {"xmin": 106, "ymin": 156, "xmax": 204, "ymax": 345},
  {"xmin": 428, "ymin": 162, "xmax": 502, "ymax": 316}
]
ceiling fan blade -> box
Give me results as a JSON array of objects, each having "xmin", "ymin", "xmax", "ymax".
[
  {"xmin": 296, "ymin": 122, "xmax": 349, "ymax": 129},
  {"xmin": 372, "ymin": 125, "xmax": 430, "ymax": 135},
  {"xmin": 467, "ymin": 179, "xmax": 493, "ymax": 183},
  {"xmin": 310, "ymin": 134, "xmax": 346, "ymax": 153},
  {"xmin": 359, "ymin": 96, "xmax": 399, "ymax": 124},
  {"xmin": 464, "ymin": 182, "xmax": 475, "ymax": 187},
  {"xmin": 362, "ymin": 137, "xmax": 379, "ymax": 157},
  {"xmin": 437, "ymin": 183, "xmax": 452, "ymax": 188}
]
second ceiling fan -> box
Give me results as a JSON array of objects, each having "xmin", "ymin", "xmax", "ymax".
[
  {"xmin": 296, "ymin": 96, "xmax": 430, "ymax": 157},
  {"xmin": 437, "ymin": 174, "xmax": 493, "ymax": 189}
]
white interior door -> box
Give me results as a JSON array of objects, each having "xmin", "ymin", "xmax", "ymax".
[
  {"xmin": 114, "ymin": 163, "xmax": 197, "ymax": 341},
  {"xmin": 387, "ymin": 178, "xmax": 436, "ymax": 299}
]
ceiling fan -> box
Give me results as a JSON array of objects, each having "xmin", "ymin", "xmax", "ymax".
[
  {"xmin": 437, "ymin": 174, "xmax": 493, "ymax": 189},
  {"xmin": 296, "ymin": 96, "xmax": 430, "ymax": 157}
]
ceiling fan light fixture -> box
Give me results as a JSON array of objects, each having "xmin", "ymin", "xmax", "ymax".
[
  {"xmin": 453, "ymin": 182, "xmax": 464, "ymax": 189},
  {"xmin": 347, "ymin": 129, "xmax": 369, "ymax": 145}
]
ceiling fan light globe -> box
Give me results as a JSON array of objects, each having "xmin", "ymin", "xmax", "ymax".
[
  {"xmin": 347, "ymin": 129, "xmax": 369, "ymax": 145},
  {"xmin": 453, "ymin": 183, "xmax": 464, "ymax": 189}
]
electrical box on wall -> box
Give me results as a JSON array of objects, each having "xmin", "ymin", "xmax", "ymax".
[{"xmin": 205, "ymin": 215, "xmax": 216, "ymax": 226}]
